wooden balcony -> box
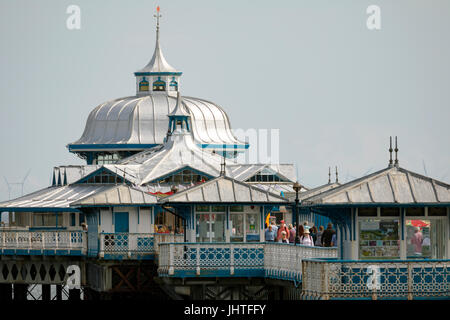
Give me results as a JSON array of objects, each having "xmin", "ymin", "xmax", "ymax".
[{"xmin": 0, "ymin": 230, "xmax": 87, "ymax": 256}]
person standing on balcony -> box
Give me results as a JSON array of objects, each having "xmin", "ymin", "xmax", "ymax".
[
  {"xmin": 288, "ymin": 224, "xmax": 296, "ymax": 243},
  {"xmin": 321, "ymin": 223, "xmax": 336, "ymax": 247},
  {"xmin": 278, "ymin": 231, "xmax": 289, "ymax": 243},
  {"xmin": 265, "ymin": 224, "xmax": 276, "ymax": 242},
  {"xmin": 310, "ymin": 226, "xmax": 318, "ymax": 243},
  {"xmin": 411, "ymin": 227, "xmax": 423, "ymax": 256},
  {"xmin": 315, "ymin": 225, "xmax": 324, "ymax": 246},
  {"xmin": 271, "ymin": 220, "xmax": 278, "ymax": 237},
  {"xmin": 300, "ymin": 228, "xmax": 314, "ymax": 246},
  {"xmin": 276, "ymin": 220, "xmax": 290, "ymax": 242}
]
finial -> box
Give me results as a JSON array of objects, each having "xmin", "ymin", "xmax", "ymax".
[
  {"xmin": 388, "ymin": 136, "xmax": 393, "ymax": 167},
  {"xmin": 328, "ymin": 167, "xmax": 331, "ymax": 184},
  {"xmin": 123, "ymin": 168, "xmax": 126, "ymax": 185},
  {"xmin": 154, "ymin": 6, "xmax": 162, "ymax": 37},
  {"xmin": 335, "ymin": 166, "xmax": 339, "ymax": 183},
  {"xmin": 394, "ymin": 136, "xmax": 399, "ymax": 167}
]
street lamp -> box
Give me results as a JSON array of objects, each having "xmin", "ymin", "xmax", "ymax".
[{"xmin": 292, "ymin": 181, "xmax": 302, "ymax": 245}]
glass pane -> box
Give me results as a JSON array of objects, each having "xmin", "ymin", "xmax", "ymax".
[
  {"xmin": 406, "ymin": 207, "xmax": 424, "ymax": 216},
  {"xmin": 211, "ymin": 205, "xmax": 226, "ymax": 212},
  {"xmin": 358, "ymin": 208, "xmax": 377, "ymax": 216},
  {"xmin": 380, "ymin": 207, "xmax": 400, "ymax": 216},
  {"xmin": 406, "ymin": 219, "xmax": 445, "ymax": 259},
  {"xmin": 359, "ymin": 219, "xmax": 399, "ymax": 259},
  {"xmin": 195, "ymin": 205, "xmax": 209, "ymax": 212},
  {"xmin": 230, "ymin": 205, "xmax": 243, "ymax": 212},
  {"xmin": 211, "ymin": 214, "xmax": 225, "ymax": 242},
  {"xmin": 246, "ymin": 213, "xmax": 260, "ymax": 242},
  {"xmin": 196, "ymin": 213, "xmax": 210, "ymax": 242},
  {"xmin": 230, "ymin": 214, "xmax": 244, "ymax": 242},
  {"xmin": 428, "ymin": 207, "xmax": 446, "ymax": 216}
]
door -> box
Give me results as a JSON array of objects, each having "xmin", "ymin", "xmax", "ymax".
[
  {"xmin": 114, "ymin": 212, "xmax": 129, "ymax": 233},
  {"xmin": 114, "ymin": 212, "xmax": 129, "ymax": 252}
]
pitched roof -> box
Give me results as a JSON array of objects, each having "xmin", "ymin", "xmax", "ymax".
[
  {"xmin": 302, "ymin": 166, "xmax": 450, "ymax": 206},
  {"xmin": 70, "ymin": 184, "xmax": 158, "ymax": 206},
  {"xmin": 0, "ymin": 185, "xmax": 113, "ymax": 211},
  {"xmin": 160, "ymin": 176, "xmax": 289, "ymax": 204}
]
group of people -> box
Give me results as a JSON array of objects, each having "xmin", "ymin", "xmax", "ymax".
[{"xmin": 265, "ymin": 220, "xmax": 336, "ymax": 247}]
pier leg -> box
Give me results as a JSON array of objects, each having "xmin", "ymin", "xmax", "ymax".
[
  {"xmin": 55, "ymin": 285, "xmax": 63, "ymax": 300},
  {"xmin": 42, "ymin": 284, "xmax": 51, "ymax": 301},
  {"xmin": 0, "ymin": 284, "xmax": 12, "ymax": 300},
  {"xmin": 13, "ymin": 284, "xmax": 28, "ymax": 301},
  {"xmin": 68, "ymin": 288, "xmax": 80, "ymax": 301}
]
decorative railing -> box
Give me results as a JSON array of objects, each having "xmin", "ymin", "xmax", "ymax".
[
  {"xmin": 0, "ymin": 230, "xmax": 86, "ymax": 255},
  {"xmin": 264, "ymin": 243, "xmax": 338, "ymax": 283},
  {"xmin": 158, "ymin": 242, "xmax": 265, "ymax": 277},
  {"xmin": 301, "ymin": 258, "xmax": 450, "ymax": 300},
  {"xmin": 99, "ymin": 233, "xmax": 184, "ymax": 259}
]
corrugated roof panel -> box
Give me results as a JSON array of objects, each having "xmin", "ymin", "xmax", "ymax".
[
  {"xmin": 389, "ymin": 172, "xmax": 414, "ymax": 203},
  {"xmin": 234, "ymin": 182, "xmax": 252, "ymax": 202},
  {"xmin": 368, "ymin": 175, "xmax": 395, "ymax": 203},
  {"xmin": 218, "ymin": 179, "xmax": 236, "ymax": 202},
  {"xmin": 410, "ymin": 175, "xmax": 437, "ymax": 202},
  {"xmin": 326, "ymin": 192, "xmax": 350, "ymax": 203},
  {"xmin": 250, "ymin": 188, "xmax": 267, "ymax": 202},
  {"xmin": 202, "ymin": 181, "xmax": 220, "ymax": 202},
  {"xmin": 185, "ymin": 187, "xmax": 204, "ymax": 202},
  {"xmin": 347, "ymin": 183, "xmax": 372, "ymax": 203},
  {"xmin": 435, "ymin": 184, "xmax": 450, "ymax": 202}
]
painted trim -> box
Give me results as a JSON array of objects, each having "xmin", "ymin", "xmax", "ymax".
[
  {"xmin": 134, "ymin": 72, "xmax": 183, "ymax": 76},
  {"xmin": 199, "ymin": 143, "xmax": 249, "ymax": 149},
  {"xmin": 68, "ymin": 143, "xmax": 158, "ymax": 151}
]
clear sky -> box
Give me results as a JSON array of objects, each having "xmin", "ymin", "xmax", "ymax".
[{"xmin": 0, "ymin": 0, "xmax": 449, "ymax": 201}]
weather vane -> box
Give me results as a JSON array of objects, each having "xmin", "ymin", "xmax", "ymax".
[{"xmin": 154, "ymin": 6, "xmax": 161, "ymax": 30}]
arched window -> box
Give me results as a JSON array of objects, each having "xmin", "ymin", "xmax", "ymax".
[
  {"xmin": 169, "ymin": 78, "xmax": 178, "ymax": 91},
  {"xmin": 153, "ymin": 77, "xmax": 166, "ymax": 91},
  {"xmin": 139, "ymin": 77, "xmax": 149, "ymax": 91}
]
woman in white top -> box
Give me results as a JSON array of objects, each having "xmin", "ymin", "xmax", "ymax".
[{"xmin": 300, "ymin": 228, "xmax": 314, "ymax": 246}]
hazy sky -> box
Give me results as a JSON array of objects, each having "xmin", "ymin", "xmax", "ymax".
[{"xmin": 0, "ymin": 0, "xmax": 449, "ymax": 201}]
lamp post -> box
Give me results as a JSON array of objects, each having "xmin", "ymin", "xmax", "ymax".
[{"xmin": 293, "ymin": 181, "xmax": 302, "ymax": 245}]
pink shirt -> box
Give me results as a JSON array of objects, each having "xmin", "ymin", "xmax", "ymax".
[{"xmin": 411, "ymin": 232, "xmax": 423, "ymax": 253}]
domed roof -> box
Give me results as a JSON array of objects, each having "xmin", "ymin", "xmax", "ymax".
[{"xmin": 68, "ymin": 93, "xmax": 246, "ymax": 151}]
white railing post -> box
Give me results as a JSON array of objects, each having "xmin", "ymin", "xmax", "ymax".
[
  {"xmin": 28, "ymin": 232, "xmax": 32, "ymax": 251},
  {"xmin": 230, "ymin": 244, "xmax": 235, "ymax": 275},
  {"xmin": 196, "ymin": 243, "xmax": 200, "ymax": 276},
  {"xmin": 407, "ymin": 261, "xmax": 413, "ymax": 300},
  {"xmin": 15, "ymin": 232, "xmax": 18, "ymax": 250},
  {"xmin": 99, "ymin": 234, "xmax": 105, "ymax": 258},
  {"xmin": 55, "ymin": 232, "xmax": 59, "ymax": 250},
  {"xmin": 169, "ymin": 244, "xmax": 175, "ymax": 275}
]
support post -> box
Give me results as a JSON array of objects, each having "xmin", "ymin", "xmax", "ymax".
[
  {"xmin": 0, "ymin": 284, "xmax": 12, "ymax": 301},
  {"xmin": 56, "ymin": 284, "xmax": 63, "ymax": 301},
  {"xmin": 13, "ymin": 284, "xmax": 28, "ymax": 301},
  {"xmin": 42, "ymin": 284, "xmax": 51, "ymax": 301},
  {"xmin": 68, "ymin": 288, "xmax": 81, "ymax": 301}
]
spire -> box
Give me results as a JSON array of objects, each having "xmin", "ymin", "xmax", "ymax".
[
  {"xmin": 394, "ymin": 136, "xmax": 399, "ymax": 168},
  {"xmin": 220, "ymin": 157, "xmax": 226, "ymax": 176},
  {"xmin": 335, "ymin": 166, "xmax": 339, "ymax": 183},
  {"xmin": 135, "ymin": 6, "xmax": 180, "ymax": 75},
  {"xmin": 167, "ymin": 92, "xmax": 191, "ymax": 135},
  {"xmin": 328, "ymin": 167, "xmax": 331, "ymax": 184},
  {"xmin": 388, "ymin": 136, "xmax": 394, "ymax": 167}
]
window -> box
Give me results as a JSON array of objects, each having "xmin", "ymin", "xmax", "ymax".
[
  {"xmin": 406, "ymin": 207, "xmax": 425, "ymax": 216},
  {"xmin": 246, "ymin": 168, "xmax": 287, "ymax": 183},
  {"xmin": 139, "ymin": 78, "xmax": 149, "ymax": 91},
  {"xmin": 157, "ymin": 169, "xmax": 209, "ymax": 185},
  {"xmin": 406, "ymin": 218, "xmax": 446, "ymax": 259},
  {"xmin": 380, "ymin": 207, "xmax": 400, "ymax": 217},
  {"xmin": 79, "ymin": 170, "xmax": 124, "ymax": 184},
  {"xmin": 33, "ymin": 213, "xmax": 63, "ymax": 227},
  {"xmin": 359, "ymin": 219, "xmax": 399, "ymax": 259},
  {"xmin": 196, "ymin": 213, "xmax": 225, "ymax": 242},
  {"xmin": 96, "ymin": 153, "xmax": 120, "ymax": 165},
  {"xmin": 153, "ymin": 78, "xmax": 166, "ymax": 91},
  {"xmin": 358, "ymin": 207, "xmax": 377, "ymax": 217},
  {"xmin": 169, "ymin": 79, "xmax": 178, "ymax": 91},
  {"xmin": 428, "ymin": 207, "xmax": 447, "ymax": 216}
]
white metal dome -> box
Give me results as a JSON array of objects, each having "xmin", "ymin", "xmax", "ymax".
[{"xmin": 68, "ymin": 93, "xmax": 246, "ymax": 151}]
